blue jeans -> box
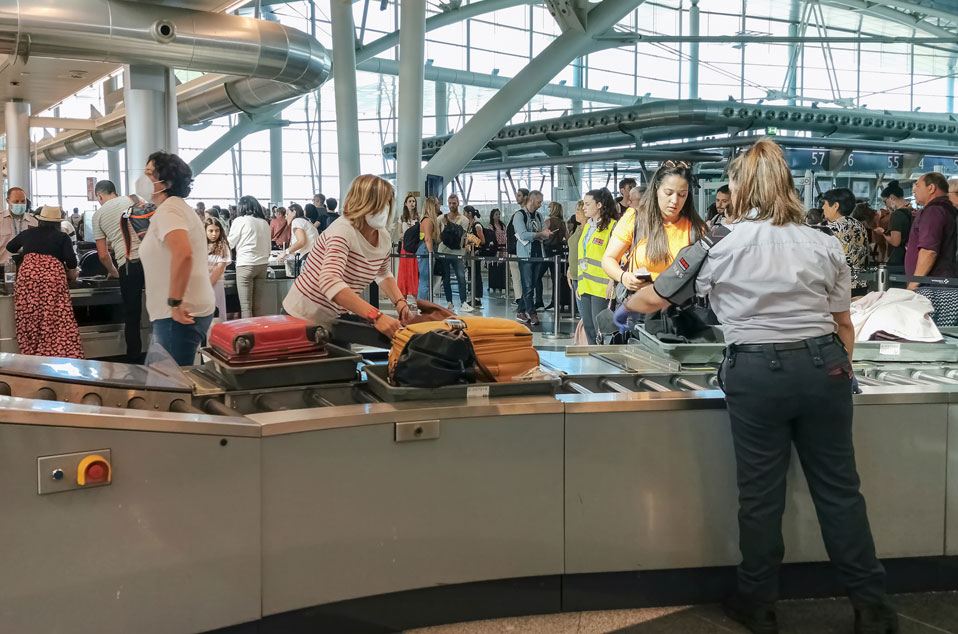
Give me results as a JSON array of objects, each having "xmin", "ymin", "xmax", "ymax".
[
  {"xmin": 416, "ymin": 242, "xmax": 432, "ymax": 301},
  {"xmin": 152, "ymin": 314, "xmax": 214, "ymax": 366},
  {"xmin": 442, "ymin": 255, "xmax": 467, "ymax": 304},
  {"xmin": 518, "ymin": 259, "xmax": 538, "ymax": 316}
]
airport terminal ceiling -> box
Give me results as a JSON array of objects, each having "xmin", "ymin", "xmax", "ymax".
[{"xmin": 3, "ymin": 0, "xmax": 957, "ymax": 209}]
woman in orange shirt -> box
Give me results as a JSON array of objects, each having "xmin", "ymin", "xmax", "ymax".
[{"xmin": 601, "ymin": 161, "xmax": 706, "ymax": 292}]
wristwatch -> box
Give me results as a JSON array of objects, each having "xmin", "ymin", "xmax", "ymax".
[
  {"xmin": 167, "ymin": 297, "xmax": 183, "ymax": 307},
  {"xmin": 366, "ymin": 307, "xmax": 382, "ymax": 322}
]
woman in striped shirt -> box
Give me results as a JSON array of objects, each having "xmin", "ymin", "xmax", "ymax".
[{"xmin": 282, "ymin": 174, "xmax": 410, "ymax": 337}]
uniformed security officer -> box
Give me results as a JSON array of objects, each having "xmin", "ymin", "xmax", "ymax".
[
  {"xmin": 576, "ymin": 187, "xmax": 618, "ymax": 344},
  {"xmin": 625, "ymin": 140, "xmax": 897, "ymax": 634}
]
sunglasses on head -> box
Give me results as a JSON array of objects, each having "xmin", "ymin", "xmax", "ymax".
[{"xmin": 663, "ymin": 160, "xmax": 692, "ymax": 169}]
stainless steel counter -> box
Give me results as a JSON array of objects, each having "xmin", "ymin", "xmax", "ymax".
[{"xmin": 2, "ymin": 349, "xmax": 958, "ymax": 634}]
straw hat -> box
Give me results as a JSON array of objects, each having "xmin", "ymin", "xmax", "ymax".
[{"xmin": 38, "ymin": 206, "xmax": 64, "ymax": 223}]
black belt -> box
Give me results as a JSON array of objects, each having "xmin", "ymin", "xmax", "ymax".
[{"xmin": 729, "ymin": 333, "xmax": 839, "ymax": 354}]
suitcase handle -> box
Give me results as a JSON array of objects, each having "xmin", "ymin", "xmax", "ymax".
[
  {"xmin": 234, "ymin": 335, "xmax": 254, "ymax": 354},
  {"xmin": 444, "ymin": 319, "xmax": 466, "ymax": 332},
  {"xmin": 307, "ymin": 325, "xmax": 330, "ymax": 345}
]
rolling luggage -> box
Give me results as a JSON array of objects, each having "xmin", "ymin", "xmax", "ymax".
[
  {"xmin": 208, "ymin": 315, "xmax": 328, "ymax": 365},
  {"xmin": 388, "ymin": 316, "xmax": 539, "ymax": 385}
]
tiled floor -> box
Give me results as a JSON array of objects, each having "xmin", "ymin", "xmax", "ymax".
[{"xmin": 403, "ymin": 593, "xmax": 958, "ymax": 633}]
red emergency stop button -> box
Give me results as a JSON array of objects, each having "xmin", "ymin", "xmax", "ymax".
[{"xmin": 77, "ymin": 455, "xmax": 111, "ymax": 486}]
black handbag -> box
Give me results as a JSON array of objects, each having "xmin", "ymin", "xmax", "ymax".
[
  {"xmin": 392, "ymin": 328, "xmax": 493, "ymax": 388},
  {"xmin": 644, "ymin": 300, "xmax": 718, "ymax": 344}
]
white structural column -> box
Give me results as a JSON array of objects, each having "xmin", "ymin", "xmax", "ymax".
[
  {"xmin": 435, "ymin": 81, "xmax": 449, "ymax": 137},
  {"xmin": 104, "ymin": 76, "xmax": 123, "ymax": 190},
  {"xmin": 787, "ymin": 0, "xmax": 801, "ymax": 106},
  {"xmin": 123, "ymin": 65, "xmax": 178, "ymax": 194},
  {"xmin": 558, "ymin": 57, "xmax": 585, "ymax": 198},
  {"xmin": 270, "ymin": 127, "xmax": 283, "ymax": 207},
  {"xmin": 5, "ymin": 101, "xmax": 30, "ymax": 198},
  {"xmin": 397, "ymin": 0, "xmax": 427, "ymax": 205},
  {"xmin": 947, "ymin": 55, "xmax": 957, "ymax": 114},
  {"xmin": 422, "ymin": 0, "xmax": 645, "ymax": 184},
  {"xmin": 330, "ymin": 0, "xmax": 362, "ymax": 197},
  {"xmin": 688, "ymin": 0, "xmax": 700, "ymax": 99}
]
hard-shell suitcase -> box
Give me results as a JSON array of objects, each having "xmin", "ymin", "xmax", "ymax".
[
  {"xmin": 208, "ymin": 315, "xmax": 328, "ymax": 365},
  {"xmin": 389, "ymin": 316, "xmax": 539, "ymax": 382}
]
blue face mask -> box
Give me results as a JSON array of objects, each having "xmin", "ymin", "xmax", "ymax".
[{"xmin": 10, "ymin": 203, "xmax": 26, "ymax": 216}]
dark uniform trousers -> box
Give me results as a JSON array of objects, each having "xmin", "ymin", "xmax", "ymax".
[{"xmin": 719, "ymin": 334, "xmax": 887, "ymax": 608}]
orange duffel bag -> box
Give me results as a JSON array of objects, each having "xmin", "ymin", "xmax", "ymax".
[{"xmin": 388, "ymin": 317, "xmax": 539, "ymax": 384}]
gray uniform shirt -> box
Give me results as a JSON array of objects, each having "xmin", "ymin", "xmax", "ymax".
[{"xmin": 695, "ymin": 219, "xmax": 851, "ymax": 345}]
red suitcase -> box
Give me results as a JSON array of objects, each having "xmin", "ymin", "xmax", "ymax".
[{"xmin": 208, "ymin": 315, "xmax": 328, "ymax": 365}]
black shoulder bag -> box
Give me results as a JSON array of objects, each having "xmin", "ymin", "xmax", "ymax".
[
  {"xmin": 392, "ymin": 325, "xmax": 494, "ymax": 388},
  {"xmin": 614, "ymin": 208, "xmax": 645, "ymax": 305}
]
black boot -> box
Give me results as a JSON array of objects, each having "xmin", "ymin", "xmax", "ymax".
[
  {"xmin": 722, "ymin": 594, "xmax": 778, "ymax": 634},
  {"xmin": 854, "ymin": 603, "xmax": 898, "ymax": 634}
]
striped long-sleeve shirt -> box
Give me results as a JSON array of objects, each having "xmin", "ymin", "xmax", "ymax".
[{"xmin": 282, "ymin": 216, "xmax": 393, "ymax": 324}]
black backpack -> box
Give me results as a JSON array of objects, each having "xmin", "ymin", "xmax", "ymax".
[
  {"xmin": 480, "ymin": 226, "xmax": 497, "ymax": 256},
  {"xmin": 440, "ymin": 217, "xmax": 465, "ymax": 250},
  {"xmin": 402, "ymin": 221, "xmax": 422, "ymax": 254},
  {"xmin": 506, "ymin": 210, "xmax": 527, "ymax": 255},
  {"xmin": 391, "ymin": 328, "xmax": 493, "ymax": 388}
]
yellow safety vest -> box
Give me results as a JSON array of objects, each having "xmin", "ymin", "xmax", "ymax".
[{"xmin": 577, "ymin": 219, "xmax": 616, "ymax": 298}]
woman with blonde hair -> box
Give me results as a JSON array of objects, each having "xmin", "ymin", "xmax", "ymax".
[
  {"xmin": 416, "ymin": 196, "xmax": 442, "ymax": 301},
  {"xmin": 283, "ymin": 174, "xmax": 410, "ymax": 337},
  {"xmin": 397, "ymin": 193, "xmax": 420, "ymax": 303},
  {"xmin": 626, "ymin": 139, "xmax": 895, "ymax": 634}
]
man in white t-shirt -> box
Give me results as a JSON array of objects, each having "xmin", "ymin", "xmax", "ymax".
[{"xmin": 92, "ymin": 179, "xmax": 146, "ymax": 363}]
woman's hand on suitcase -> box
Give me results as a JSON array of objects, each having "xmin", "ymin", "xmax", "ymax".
[
  {"xmin": 398, "ymin": 303, "xmax": 413, "ymax": 325},
  {"xmin": 374, "ymin": 312, "xmax": 402, "ymax": 338}
]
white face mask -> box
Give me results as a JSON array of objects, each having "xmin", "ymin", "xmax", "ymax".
[
  {"xmin": 135, "ymin": 174, "xmax": 164, "ymax": 202},
  {"xmin": 366, "ymin": 207, "xmax": 389, "ymax": 229}
]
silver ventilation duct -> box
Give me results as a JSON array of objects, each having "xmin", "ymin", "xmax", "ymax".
[
  {"xmin": 6, "ymin": 0, "xmax": 332, "ymax": 167},
  {"xmin": 383, "ymin": 99, "xmax": 958, "ymax": 160}
]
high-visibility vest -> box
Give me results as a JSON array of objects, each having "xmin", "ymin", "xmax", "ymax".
[{"xmin": 577, "ymin": 219, "xmax": 617, "ymax": 298}]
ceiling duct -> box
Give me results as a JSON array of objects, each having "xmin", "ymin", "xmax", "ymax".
[
  {"xmin": 383, "ymin": 99, "xmax": 958, "ymax": 161},
  {"xmin": 0, "ymin": 0, "xmax": 331, "ymax": 166}
]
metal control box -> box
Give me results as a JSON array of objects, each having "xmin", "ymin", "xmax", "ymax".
[{"xmin": 37, "ymin": 449, "xmax": 112, "ymax": 495}]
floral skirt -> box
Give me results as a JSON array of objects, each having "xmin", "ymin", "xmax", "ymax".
[{"xmin": 14, "ymin": 253, "xmax": 84, "ymax": 359}]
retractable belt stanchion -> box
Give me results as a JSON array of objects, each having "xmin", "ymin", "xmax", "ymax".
[
  {"xmin": 427, "ymin": 250, "xmax": 434, "ymax": 303},
  {"xmin": 503, "ymin": 255, "xmax": 510, "ymax": 305},
  {"xmin": 544, "ymin": 254, "xmax": 564, "ymax": 340},
  {"xmin": 469, "ymin": 254, "xmax": 476, "ymax": 309}
]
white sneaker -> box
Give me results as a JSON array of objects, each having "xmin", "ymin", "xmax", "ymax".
[
  {"xmin": 460, "ymin": 302, "xmax": 474, "ymax": 312},
  {"xmin": 447, "ymin": 303, "xmax": 454, "ymax": 310}
]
